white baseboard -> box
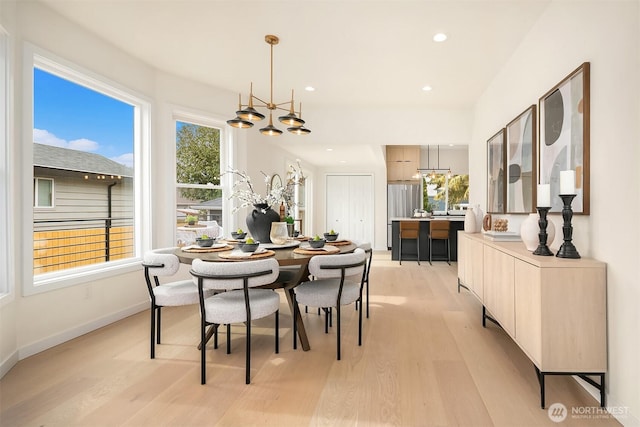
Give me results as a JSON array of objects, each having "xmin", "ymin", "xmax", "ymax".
[
  {"xmin": 0, "ymin": 349, "xmax": 19, "ymax": 379},
  {"xmin": 573, "ymin": 376, "xmax": 639, "ymax": 426},
  {"xmin": 17, "ymin": 301, "xmax": 148, "ymax": 361}
]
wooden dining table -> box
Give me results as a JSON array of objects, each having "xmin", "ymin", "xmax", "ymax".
[{"xmin": 175, "ymin": 240, "xmax": 357, "ymax": 351}]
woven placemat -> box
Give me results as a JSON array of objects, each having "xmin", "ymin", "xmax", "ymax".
[
  {"xmin": 326, "ymin": 239, "xmax": 351, "ymax": 246},
  {"xmin": 293, "ymin": 245, "xmax": 340, "ymax": 255},
  {"xmin": 181, "ymin": 244, "xmax": 233, "ymax": 253},
  {"xmin": 218, "ymin": 250, "xmax": 275, "ymax": 261}
]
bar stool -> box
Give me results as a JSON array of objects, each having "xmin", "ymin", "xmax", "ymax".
[
  {"xmin": 399, "ymin": 221, "xmax": 420, "ymax": 265},
  {"xmin": 428, "ymin": 220, "xmax": 451, "ymax": 265}
]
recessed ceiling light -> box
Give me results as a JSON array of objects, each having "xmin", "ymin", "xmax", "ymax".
[
  {"xmin": 422, "ymin": 86, "xmax": 432, "ymax": 92},
  {"xmin": 305, "ymin": 86, "xmax": 315, "ymax": 91},
  {"xmin": 326, "ymin": 148, "xmax": 333, "ymax": 152},
  {"xmin": 339, "ymin": 160, "xmax": 347, "ymax": 163},
  {"xmin": 433, "ymin": 33, "xmax": 447, "ymax": 42}
]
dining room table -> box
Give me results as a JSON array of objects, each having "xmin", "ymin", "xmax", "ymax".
[{"xmin": 174, "ymin": 238, "xmax": 357, "ymax": 351}]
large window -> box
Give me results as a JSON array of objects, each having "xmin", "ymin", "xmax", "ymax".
[
  {"xmin": 27, "ymin": 45, "xmax": 149, "ymax": 291},
  {"xmin": 175, "ymin": 118, "xmax": 224, "ymax": 243},
  {"xmin": 423, "ymin": 173, "xmax": 469, "ymax": 213}
]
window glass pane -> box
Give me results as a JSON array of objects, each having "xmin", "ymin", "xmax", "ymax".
[
  {"xmin": 423, "ymin": 173, "xmax": 469, "ymax": 212},
  {"xmin": 33, "ymin": 67, "xmax": 135, "ymax": 275},
  {"xmin": 35, "ymin": 178, "xmax": 53, "ymax": 207},
  {"xmin": 447, "ymin": 174, "xmax": 470, "ymax": 209},
  {"xmin": 176, "ymin": 121, "xmax": 222, "ymax": 237}
]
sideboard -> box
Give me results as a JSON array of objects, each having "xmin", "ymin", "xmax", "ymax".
[{"xmin": 457, "ymin": 231, "xmax": 607, "ymax": 408}]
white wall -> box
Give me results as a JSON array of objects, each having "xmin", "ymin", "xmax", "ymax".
[{"xmin": 470, "ymin": 1, "xmax": 639, "ymax": 423}]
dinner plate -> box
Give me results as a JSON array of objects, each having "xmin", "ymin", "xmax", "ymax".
[
  {"xmin": 260, "ymin": 241, "xmax": 300, "ymax": 249},
  {"xmin": 182, "ymin": 243, "xmax": 228, "ymax": 250}
]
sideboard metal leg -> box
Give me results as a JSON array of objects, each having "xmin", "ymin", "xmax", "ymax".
[
  {"xmin": 457, "ymin": 278, "xmax": 469, "ymax": 293},
  {"xmin": 534, "ymin": 366, "xmax": 545, "ymax": 408},
  {"xmin": 482, "ymin": 306, "xmax": 501, "ymax": 329}
]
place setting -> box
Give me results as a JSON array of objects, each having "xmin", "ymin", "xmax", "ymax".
[
  {"xmin": 217, "ymin": 239, "xmax": 275, "ymax": 260},
  {"xmin": 180, "ymin": 236, "xmax": 233, "ymax": 253},
  {"xmin": 293, "ymin": 232, "xmax": 342, "ymax": 255}
]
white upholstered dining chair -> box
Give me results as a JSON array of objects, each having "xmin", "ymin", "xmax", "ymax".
[
  {"xmin": 190, "ymin": 258, "xmax": 280, "ymax": 385},
  {"xmin": 293, "ymin": 248, "xmax": 366, "ymax": 360},
  {"xmin": 142, "ymin": 247, "xmax": 215, "ymax": 359}
]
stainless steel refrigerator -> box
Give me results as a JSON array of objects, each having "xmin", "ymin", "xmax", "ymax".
[{"xmin": 387, "ymin": 183, "xmax": 423, "ymax": 248}]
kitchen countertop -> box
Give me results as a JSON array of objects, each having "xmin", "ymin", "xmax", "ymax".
[{"xmin": 390, "ymin": 216, "xmax": 465, "ymax": 222}]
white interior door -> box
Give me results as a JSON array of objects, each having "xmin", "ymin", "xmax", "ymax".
[{"xmin": 326, "ymin": 174, "xmax": 374, "ymax": 244}]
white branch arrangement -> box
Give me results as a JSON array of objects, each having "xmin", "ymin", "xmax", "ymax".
[{"xmin": 224, "ymin": 162, "xmax": 305, "ymax": 214}]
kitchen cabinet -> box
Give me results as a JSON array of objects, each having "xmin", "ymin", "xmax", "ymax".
[
  {"xmin": 386, "ymin": 146, "xmax": 420, "ymax": 182},
  {"xmin": 390, "ymin": 219, "xmax": 463, "ymax": 261},
  {"xmin": 457, "ymin": 231, "xmax": 607, "ymax": 408}
]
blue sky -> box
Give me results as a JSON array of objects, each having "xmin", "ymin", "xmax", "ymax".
[{"xmin": 33, "ymin": 68, "xmax": 135, "ymax": 168}]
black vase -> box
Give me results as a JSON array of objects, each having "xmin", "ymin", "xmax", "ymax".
[{"xmin": 245, "ymin": 204, "xmax": 280, "ymax": 243}]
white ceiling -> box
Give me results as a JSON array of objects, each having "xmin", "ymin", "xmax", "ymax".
[{"xmin": 40, "ymin": 0, "xmax": 550, "ymax": 167}]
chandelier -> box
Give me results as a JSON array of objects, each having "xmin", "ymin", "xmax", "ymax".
[{"xmin": 227, "ymin": 35, "xmax": 311, "ymax": 136}]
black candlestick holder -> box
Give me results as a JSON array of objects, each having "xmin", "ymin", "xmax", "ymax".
[
  {"xmin": 556, "ymin": 194, "xmax": 581, "ymax": 259},
  {"xmin": 533, "ymin": 207, "xmax": 553, "ymax": 256}
]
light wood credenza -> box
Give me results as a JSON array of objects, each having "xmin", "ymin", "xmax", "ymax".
[{"xmin": 457, "ymin": 231, "xmax": 607, "ymax": 408}]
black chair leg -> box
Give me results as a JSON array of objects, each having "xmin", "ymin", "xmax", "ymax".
[
  {"xmin": 358, "ymin": 298, "xmax": 363, "ymax": 346},
  {"xmin": 275, "ymin": 310, "xmax": 279, "ymax": 354},
  {"xmin": 156, "ymin": 307, "xmax": 162, "ymax": 344},
  {"xmin": 200, "ymin": 318, "xmax": 207, "ymax": 385},
  {"xmin": 324, "ymin": 308, "xmax": 329, "ymax": 333},
  {"xmin": 293, "ymin": 297, "xmax": 298, "ymax": 350},
  {"xmin": 366, "ymin": 279, "xmax": 370, "ymax": 318},
  {"xmin": 226, "ymin": 324, "xmax": 231, "ymax": 354},
  {"xmin": 150, "ymin": 306, "xmax": 156, "ymax": 359},
  {"xmin": 336, "ymin": 305, "xmax": 341, "ymax": 360},
  {"xmin": 245, "ymin": 320, "xmax": 251, "ymax": 385}
]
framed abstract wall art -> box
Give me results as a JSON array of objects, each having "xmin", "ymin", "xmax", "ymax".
[
  {"xmin": 487, "ymin": 129, "xmax": 506, "ymax": 214},
  {"xmin": 538, "ymin": 62, "xmax": 590, "ymax": 214},
  {"xmin": 506, "ymin": 105, "xmax": 537, "ymax": 213}
]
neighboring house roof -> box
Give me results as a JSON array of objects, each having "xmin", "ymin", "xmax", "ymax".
[
  {"xmin": 190, "ymin": 198, "xmax": 222, "ymax": 211},
  {"xmin": 33, "ymin": 143, "xmax": 133, "ymax": 177}
]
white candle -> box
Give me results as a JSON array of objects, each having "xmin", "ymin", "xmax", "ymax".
[
  {"xmin": 559, "ymin": 170, "xmax": 576, "ymax": 194},
  {"xmin": 537, "ymin": 184, "xmax": 551, "ymax": 207}
]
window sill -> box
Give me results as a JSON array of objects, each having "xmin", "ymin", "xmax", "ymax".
[{"xmin": 26, "ymin": 258, "xmax": 142, "ymax": 296}]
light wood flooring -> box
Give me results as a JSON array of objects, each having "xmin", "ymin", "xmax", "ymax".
[{"xmin": 0, "ymin": 253, "xmax": 621, "ymax": 426}]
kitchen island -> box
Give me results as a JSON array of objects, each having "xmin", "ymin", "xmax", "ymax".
[{"xmin": 390, "ymin": 217, "xmax": 465, "ymax": 262}]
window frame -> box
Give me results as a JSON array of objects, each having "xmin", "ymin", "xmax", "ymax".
[
  {"xmin": 33, "ymin": 177, "xmax": 54, "ymax": 208},
  {"xmin": 23, "ymin": 43, "xmax": 152, "ymax": 295},
  {"xmin": 173, "ymin": 110, "xmax": 230, "ymax": 239},
  {"xmin": 0, "ymin": 26, "xmax": 11, "ymax": 301}
]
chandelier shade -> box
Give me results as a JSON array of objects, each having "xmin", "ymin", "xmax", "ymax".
[
  {"xmin": 259, "ymin": 113, "xmax": 283, "ymax": 136},
  {"xmin": 227, "ymin": 117, "xmax": 254, "ymax": 129},
  {"xmin": 288, "ymin": 126, "xmax": 311, "ymax": 135},
  {"xmin": 237, "ymin": 107, "xmax": 265, "ymax": 122},
  {"xmin": 226, "ymin": 35, "xmax": 310, "ymax": 136}
]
